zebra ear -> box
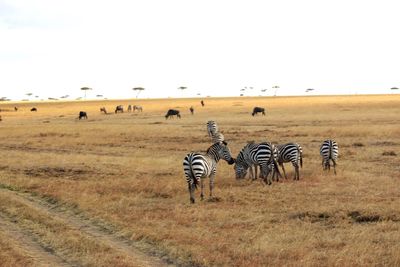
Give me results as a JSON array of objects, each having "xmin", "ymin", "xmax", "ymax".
[{"xmin": 222, "ymin": 141, "xmax": 228, "ymax": 145}]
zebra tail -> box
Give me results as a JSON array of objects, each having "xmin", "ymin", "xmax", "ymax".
[
  {"xmin": 299, "ymin": 147, "xmax": 303, "ymax": 168},
  {"xmin": 190, "ymin": 161, "xmax": 198, "ymax": 190}
]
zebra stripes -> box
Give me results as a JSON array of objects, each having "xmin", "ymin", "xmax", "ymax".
[
  {"xmin": 207, "ymin": 120, "xmax": 225, "ymax": 143},
  {"xmin": 275, "ymin": 143, "xmax": 303, "ymax": 180},
  {"xmin": 183, "ymin": 141, "xmax": 235, "ymax": 203},
  {"xmin": 234, "ymin": 142, "xmax": 279, "ymax": 185},
  {"xmin": 320, "ymin": 139, "xmax": 339, "ymax": 174}
]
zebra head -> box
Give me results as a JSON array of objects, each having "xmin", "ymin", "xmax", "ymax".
[
  {"xmin": 209, "ymin": 141, "xmax": 235, "ymax": 165},
  {"xmin": 234, "ymin": 163, "xmax": 248, "ymax": 179}
]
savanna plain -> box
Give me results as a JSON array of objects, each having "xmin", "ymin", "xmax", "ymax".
[{"xmin": 0, "ymin": 95, "xmax": 399, "ymax": 267}]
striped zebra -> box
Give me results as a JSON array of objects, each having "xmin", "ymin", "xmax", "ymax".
[
  {"xmin": 234, "ymin": 142, "xmax": 279, "ymax": 185},
  {"xmin": 274, "ymin": 143, "xmax": 303, "ymax": 180},
  {"xmin": 211, "ymin": 132, "xmax": 225, "ymax": 143},
  {"xmin": 320, "ymin": 139, "xmax": 339, "ymax": 175},
  {"xmin": 183, "ymin": 141, "xmax": 235, "ymax": 203},
  {"xmin": 206, "ymin": 120, "xmax": 219, "ymax": 137}
]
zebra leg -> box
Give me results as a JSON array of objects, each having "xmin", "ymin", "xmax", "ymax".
[
  {"xmin": 280, "ymin": 163, "xmax": 287, "ymax": 179},
  {"xmin": 332, "ymin": 159, "xmax": 337, "ymax": 175},
  {"xmin": 255, "ymin": 165, "xmax": 258, "ymax": 180},
  {"xmin": 249, "ymin": 166, "xmax": 254, "ymax": 180},
  {"xmin": 200, "ymin": 179, "xmax": 205, "ymax": 200},
  {"xmin": 294, "ymin": 164, "xmax": 299, "ymax": 180},
  {"xmin": 209, "ymin": 174, "xmax": 215, "ymax": 198},
  {"xmin": 188, "ymin": 183, "xmax": 195, "ymax": 204}
]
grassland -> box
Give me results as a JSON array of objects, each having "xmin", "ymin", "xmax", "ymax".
[{"xmin": 0, "ymin": 95, "xmax": 399, "ymax": 266}]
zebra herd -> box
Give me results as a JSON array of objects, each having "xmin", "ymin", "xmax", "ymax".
[{"xmin": 183, "ymin": 120, "xmax": 339, "ymax": 203}]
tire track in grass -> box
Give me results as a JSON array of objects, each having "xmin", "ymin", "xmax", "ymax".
[
  {"xmin": 0, "ymin": 187, "xmax": 170, "ymax": 267},
  {"xmin": 0, "ymin": 213, "xmax": 71, "ymax": 267}
]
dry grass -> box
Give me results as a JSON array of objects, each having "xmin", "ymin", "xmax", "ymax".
[{"xmin": 0, "ymin": 95, "xmax": 399, "ymax": 266}]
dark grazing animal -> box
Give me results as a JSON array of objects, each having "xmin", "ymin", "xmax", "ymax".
[
  {"xmin": 14, "ymin": 107, "xmax": 18, "ymax": 111},
  {"xmin": 252, "ymin": 107, "xmax": 265, "ymax": 116},
  {"xmin": 100, "ymin": 107, "xmax": 108, "ymax": 114},
  {"xmin": 189, "ymin": 106, "xmax": 194, "ymax": 115},
  {"xmin": 165, "ymin": 109, "xmax": 181, "ymax": 119},
  {"xmin": 200, "ymin": 100, "xmax": 205, "ymax": 106},
  {"xmin": 31, "ymin": 107, "xmax": 37, "ymax": 112},
  {"xmin": 320, "ymin": 139, "xmax": 339, "ymax": 174},
  {"xmin": 78, "ymin": 111, "xmax": 87, "ymax": 120},
  {"xmin": 183, "ymin": 141, "xmax": 235, "ymax": 203},
  {"xmin": 127, "ymin": 105, "xmax": 132, "ymax": 112},
  {"xmin": 274, "ymin": 143, "xmax": 303, "ymax": 180},
  {"xmin": 133, "ymin": 105, "xmax": 143, "ymax": 112},
  {"xmin": 115, "ymin": 105, "xmax": 124, "ymax": 113}
]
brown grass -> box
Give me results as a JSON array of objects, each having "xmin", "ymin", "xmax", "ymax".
[{"xmin": 0, "ymin": 95, "xmax": 399, "ymax": 266}]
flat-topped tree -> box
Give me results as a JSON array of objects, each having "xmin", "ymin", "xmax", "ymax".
[
  {"xmin": 133, "ymin": 87, "xmax": 145, "ymax": 98},
  {"xmin": 391, "ymin": 87, "xmax": 398, "ymax": 94},
  {"xmin": 178, "ymin": 86, "xmax": 187, "ymax": 97},
  {"xmin": 80, "ymin": 87, "xmax": 92, "ymax": 99}
]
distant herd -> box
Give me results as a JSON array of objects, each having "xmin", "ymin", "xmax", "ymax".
[{"xmin": 0, "ymin": 100, "xmax": 268, "ymax": 122}]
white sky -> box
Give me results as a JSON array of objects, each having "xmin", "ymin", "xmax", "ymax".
[{"xmin": 1, "ymin": 0, "xmax": 399, "ymax": 100}]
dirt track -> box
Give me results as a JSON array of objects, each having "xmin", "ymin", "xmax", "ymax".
[{"xmin": 0, "ymin": 188, "xmax": 169, "ymax": 267}]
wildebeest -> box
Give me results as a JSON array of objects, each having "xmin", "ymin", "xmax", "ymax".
[
  {"xmin": 200, "ymin": 100, "xmax": 205, "ymax": 107},
  {"xmin": 190, "ymin": 106, "xmax": 194, "ymax": 115},
  {"xmin": 115, "ymin": 105, "xmax": 123, "ymax": 113},
  {"xmin": 252, "ymin": 107, "xmax": 265, "ymax": 116},
  {"xmin": 133, "ymin": 105, "xmax": 143, "ymax": 112},
  {"xmin": 78, "ymin": 111, "xmax": 87, "ymax": 120},
  {"xmin": 165, "ymin": 109, "xmax": 181, "ymax": 119},
  {"xmin": 14, "ymin": 107, "xmax": 18, "ymax": 111},
  {"xmin": 31, "ymin": 107, "xmax": 37, "ymax": 112},
  {"xmin": 100, "ymin": 107, "xmax": 108, "ymax": 114}
]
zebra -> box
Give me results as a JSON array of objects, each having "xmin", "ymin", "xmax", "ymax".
[
  {"xmin": 211, "ymin": 132, "xmax": 225, "ymax": 143},
  {"xmin": 320, "ymin": 139, "xmax": 339, "ymax": 174},
  {"xmin": 206, "ymin": 120, "xmax": 219, "ymax": 137},
  {"xmin": 234, "ymin": 142, "xmax": 280, "ymax": 185},
  {"xmin": 183, "ymin": 141, "xmax": 235, "ymax": 204},
  {"xmin": 127, "ymin": 105, "xmax": 132, "ymax": 112},
  {"xmin": 100, "ymin": 107, "xmax": 108, "ymax": 114},
  {"xmin": 274, "ymin": 143, "xmax": 303, "ymax": 180}
]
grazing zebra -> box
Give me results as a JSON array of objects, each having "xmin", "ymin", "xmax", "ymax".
[
  {"xmin": 252, "ymin": 107, "xmax": 265, "ymax": 116},
  {"xmin": 274, "ymin": 143, "xmax": 303, "ymax": 180},
  {"xmin": 183, "ymin": 141, "xmax": 235, "ymax": 203},
  {"xmin": 133, "ymin": 105, "xmax": 143, "ymax": 112},
  {"xmin": 115, "ymin": 105, "xmax": 123, "ymax": 113},
  {"xmin": 165, "ymin": 109, "xmax": 181, "ymax": 119},
  {"xmin": 234, "ymin": 142, "xmax": 279, "ymax": 185},
  {"xmin": 320, "ymin": 140, "xmax": 339, "ymax": 174},
  {"xmin": 206, "ymin": 120, "xmax": 219, "ymax": 137},
  {"xmin": 78, "ymin": 111, "xmax": 88, "ymax": 120}
]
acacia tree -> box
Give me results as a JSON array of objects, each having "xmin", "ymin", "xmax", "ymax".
[
  {"xmin": 391, "ymin": 87, "xmax": 398, "ymax": 94},
  {"xmin": 80, "ymin": 87, "xmax": 92, "ymax": 99},
  {"xmin": 178, "ymin": 86, "xmax": 187, "ymax": 97},
  {"xmin": 133, "ymin": 87, "xmax": 145, "ymax": 98}
]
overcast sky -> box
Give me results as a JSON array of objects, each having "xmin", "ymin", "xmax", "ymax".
[{"xmin": 1, "ymin": 0, "xmax": 399, "ymax": 100}]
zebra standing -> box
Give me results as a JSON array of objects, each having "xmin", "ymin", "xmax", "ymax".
[
  {"xmin": 206, "ymin": 120, "xmax": 219, "ymax": 137},
  {"xmin": 183, "ymin": 141, "xmax": 235, "ymax": 203},
  {"xmin": 234, "ymin": 142, "xmax": 279, "ymax": 185},
  {"xmin": 274, "ymin": 143, "xmax": 303, "ymax": 180},
  {"xmin": 320, "ymin": 139, "xmax": 339, "ymax": 174}
]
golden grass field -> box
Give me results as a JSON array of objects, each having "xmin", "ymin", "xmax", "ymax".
[{"xmin": 0, "ymin": 95, "xmax": 399, "ymax": 266}]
